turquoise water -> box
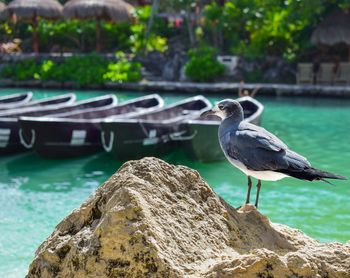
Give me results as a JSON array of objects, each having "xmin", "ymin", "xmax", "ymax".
[{"xmin": 0, "ymin": 88, "xmax": 349, "ymax": 277}]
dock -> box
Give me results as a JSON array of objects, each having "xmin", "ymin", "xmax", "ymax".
[{"xmin": 1, "ymin": 79, "xmax": 350, "ymax": 97}]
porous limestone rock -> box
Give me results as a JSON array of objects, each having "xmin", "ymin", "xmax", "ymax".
[{"xmin": 27, "ymin": 157, "xmax": 350, "ymax": 278}]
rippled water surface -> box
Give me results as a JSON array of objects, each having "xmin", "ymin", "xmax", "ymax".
[{"xmin": 0, "ymin": 88, "xmax": 349, "ymax": 277}]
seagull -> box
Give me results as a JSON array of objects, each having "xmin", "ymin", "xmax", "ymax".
[{"xmin": 201, "ymin": 99, "xmax": 346, "ymax": 208}]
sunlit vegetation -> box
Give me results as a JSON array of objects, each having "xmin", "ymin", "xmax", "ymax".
[{"xmin": 1, "ymin": 0, "xmax": 350, "ymax": 83}]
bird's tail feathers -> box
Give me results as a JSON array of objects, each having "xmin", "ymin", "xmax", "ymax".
[
  {"xmin": 312, "ymin": 168, "xmax": 347, "ymax": 181},
  {"xmin": 280, "ymin": 167, "xmax": 346, "ymax": 182}
]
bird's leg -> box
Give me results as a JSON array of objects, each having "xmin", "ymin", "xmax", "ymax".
[
  {"xmin": 255, "ymin": 180, "xmax": 262, "ymax": 208},
  {"xmin": 246, "ymin": 176, "xmax": 252, "ymax": 204}
]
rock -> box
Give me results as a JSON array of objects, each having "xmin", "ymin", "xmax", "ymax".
[
  {"xmin": 27, "ymin": 157, "xmax": 350, "ymax": 278},
  {"xmin": 262, "ymin": 57, "xmax": 296, "ymax": 84},
  {"xmin": 162, "ymin": 54, "xmax": 182, "ymax": 81},
  {"xmin": 179, "ymin": 65, "xmax": 188, "ymax": 82},
  {"xmin": 136, "ymin": 52, "xmax": 167, "ymax": 80}
]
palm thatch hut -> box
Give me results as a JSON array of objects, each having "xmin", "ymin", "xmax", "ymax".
[
  {"xmin": 7, "ymin": 0, "xmax": 63, "ymax": 53},
  {"xmin": 64, "ymin": 0, "xmax": 134, "ymax": 52},
  {"xmin": 311, "ymin": 9, "xmax": 350, "ymax": 60},
  {"xmin": 0, "ymin": 2, "xmax": 9, "ymax": 22}
]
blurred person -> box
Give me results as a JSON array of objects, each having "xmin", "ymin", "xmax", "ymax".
[{"xmin": 238, "ymin": 81, "xmax": 260, "ymax": 98}]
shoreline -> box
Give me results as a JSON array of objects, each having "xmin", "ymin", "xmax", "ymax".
[{"xmin": 1, "ymin": 80, "xmax": 350, "ymax": 98}]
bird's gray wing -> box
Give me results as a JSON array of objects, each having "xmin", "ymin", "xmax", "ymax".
[
  {"xmin": 223, "ymin": 122, "xmax": 310, "ymax": 171},
  {"xmin": 237, "ymin": 123, "xmax": 288, "ymax": 152}
]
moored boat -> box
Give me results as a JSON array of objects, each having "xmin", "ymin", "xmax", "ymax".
[
  {"xmin": 177, "ymin": 96, "xmax": 264, "ymax": 162},
  {"xmin": 0, "ymin": 93, "xmax": 78, "ymax": 117},
  {"xmin": 101, "ymin": 95, "xmax": 212, "ymax": 160},
  {"xmin": 17, "ymin": 93, "xmax": 76, "ymax": 109},
  {"xmin": 0, "ymin": 92, "xmax": 33, "ymax": 110},
  {"xmin": 0, "ymin": 93, "xmax": 76, "ymax": 111},
  {"xmin": 0, "ymin": 94, "xmax": 117, "ymax": 155},
  {"xmin": 19, "ymin": 94, "xmax": 164, "ymax": 158}
]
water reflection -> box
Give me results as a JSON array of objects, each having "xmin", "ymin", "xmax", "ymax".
[{"xmin": 3, "ymin": 152, "xmax": 118, "ymax": 192}]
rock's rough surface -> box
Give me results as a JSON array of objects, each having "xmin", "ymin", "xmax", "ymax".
[{"xmin": 27, "ymin": 158, "xmax": 350, "ymax": 278}]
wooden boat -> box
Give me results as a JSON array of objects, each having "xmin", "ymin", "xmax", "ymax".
[
  {"xmin": 0, "ymin": 94, "xmax": 117, "ymax": 155},
  {"xmin": 177, "ymin": 96, "xmax": 264, "ymax": 162},
  {"xmin": 101, "ymin": 95, "xmax": 212, "ymax": 161},
  {"xmin": 17, "ymin": 93, "xmax": 76, "ymax": 109},
  {"xmin": 18, "ymin": 94, "xmax": 164, "ymax": 158},
  {"xmin": 0, "ymin": 93, "xmax": 76, "ymax": 111},
  {"xmin": 0, "ymin": 93, "xmax": 77, "ymax": 117},
  {"xmin": 0, "ymin": 92, "xmax": 33, "ymax": 110}
]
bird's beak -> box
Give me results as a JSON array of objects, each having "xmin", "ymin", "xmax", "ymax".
[{"xmin": 201, "ymin": 109, "xmax": 215, "ymax": 118}]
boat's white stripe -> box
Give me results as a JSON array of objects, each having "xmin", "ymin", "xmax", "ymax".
[
  {"xmin": 0, "ymin": 137, "xmax": 9, "ymax": 147},
  {"xmin": 0, "ymin": 129, "xmax": 10, "ymax": 148},
  {"xmin": 70, "ymin": 130, "xmax": 86, "ymax": 146},
  {"xmin": 143, "ymin": 129, "xmax": 158, "ymax": 146},
  {"xmin": 0, "ymin": 128, "xmax": 10, "ymax": 135}
]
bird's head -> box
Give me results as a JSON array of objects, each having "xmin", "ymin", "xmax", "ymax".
[{"xmin": 201, "ymin": 99, "xmax": 244, "ymax": 121}]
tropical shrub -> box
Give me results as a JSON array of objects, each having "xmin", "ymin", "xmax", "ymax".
[
  {"xmin": 0, "ymin": 53, "xmax": 141, "ymax": 85},
  {"xmin": 3, "ymin": 0, "xmax": 350, "ymax": 63},
  {"xmin": 37, "ymin": 20, "xmax": 132, "ymax": 52},
  {"xmin": 130, "ymin": 6, "xmax": 168, "ymax": 54},
  {"xmin": 0, "ymin": 59, "xmax": 41, "ymax": 80},
  {"xmin": 36, "ymin": 60, "xmax": 55, "ymax": 80},
  {"xmin": 54, "ymin": 54, "xmax": 108, "ymax": 86},
  {"xmin": 199, "ymin": 0, "xmax": 350, "ymax": 61},
  {"xmin": 184, "ymin": 46, "xmax": 225, "ymax": 82},
  {"xmin": 103, "ymin": 52, "xmax": 142, "ymax": 83},
  {"xmin": 34, "ymin": 54, "xmax": 108, "ymax": 86}
]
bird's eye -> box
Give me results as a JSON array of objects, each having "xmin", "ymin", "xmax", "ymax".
[{"xmin": 218, "ymin": 105, "xmax": 224, "ymax": 110}]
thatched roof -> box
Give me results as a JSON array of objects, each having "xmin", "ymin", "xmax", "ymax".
[
  {"xmin": 0, "ymin": 2, "xmax": 9, "ymax": 21},
  {"xmin": 311, "ymin": 9, "xmax": 350, "ymax": 46},
  {"xmin": 64, "ymin": 0, "xmax": 134, "ymax": 22},
  {"xmin": 7, "ymin": 0, "xmax": 63, "ymax": 21}
]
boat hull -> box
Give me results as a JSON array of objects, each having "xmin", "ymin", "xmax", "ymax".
[
  {"xmin": 101, "ymin": 120, "xmax": 181, "ymax": 161},
  {"xmin": 179, "ymin": 121, "xmax": 223, "ymax": 162},
  {"xmin": 0, "ymin": 118, "xmax": 27, "ymax": 155},
  {"xmin": 0, "ymin": 94, "xmax": 117, "ymax": 156},
  {"xmin": 20, "ymin": 120, "xmax": 102, "ymax": 158},
  {"xmin": 101, "ymin": 96, "xmax": 212, "ymax": 161},
  {"xmin": 19, "ymin": 95, "xmax": 163, "ymax": 159}
]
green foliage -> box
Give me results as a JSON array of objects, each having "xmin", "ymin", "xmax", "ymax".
[
  {"xmin": 241, "ymin": 0, "xmax": 324, "ymax": 60},
  {"xmin": 0, "ymin": 53, "xmax": 141, "ymax": 85},
  {"xmin": 51, "ymin": 55, "xmax": 108, "ymax": 86},
  {"xmin": 0, "ymin": 59, "xmax": 41, "ymax": 81},
  {"xmin": 0, "ymin": 23, "xmax": 12, "ymax": 37},
  {"xmin": 37, "ymin": 60, "xmax": 55, "ymax": 80},
  {"xmin": 244, "ymin": 68, "xmax": 264, "ymax": 83},
  {"xmin": 37, "ymin": 20, "xmax": 132, "ymax": 52},
  {"xmin": 3, "ymin": 0, "xmax": 350, "ymax": 62},
  {"xmin": 32, "ymin": 54, "xmax": 108, "ymax": 86},
  {"xmin": 200, "ymin": 0, "xmax": 350, "ymax": 61},
  {"xmin": 203, "ymin": 1, "xmax": 242, "ymax": 51},
  {"xmin": 130, "ymin": 6, "xmax": 168, "ymax": 54},
  {"xmin": 103, "ymin": 52, "xmax": 142, "ymax": 83},
  {"xmin": 184, "ymin": 46, "xmax": 225, "ymax": 82}
]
